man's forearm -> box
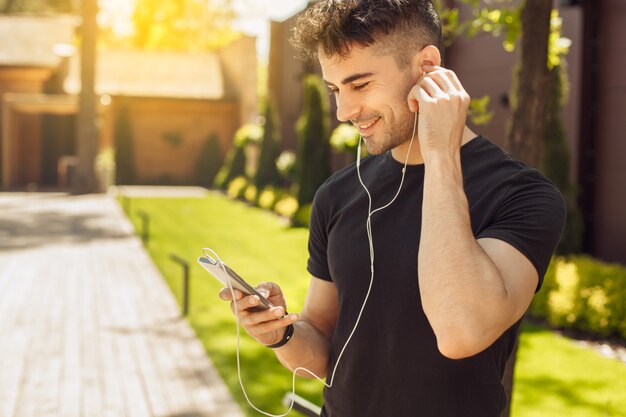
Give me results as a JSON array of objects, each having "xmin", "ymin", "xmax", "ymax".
[
  {"xmin": 273, "ymin": 319, "xmax": 331, "ymax": 378},
  {"xmin": 418, "ymin": 152, "xmax": 510, "ymax": 358}
]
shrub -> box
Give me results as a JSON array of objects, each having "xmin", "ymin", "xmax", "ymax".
[
  {"xmin": 330, "ymin": 123, "xmax": 360, "ymax": 157},
  {"xmin": 276, "ymin": 150, "xmax": 296, "ymax": 181},
  {"xmin": 258, "ymin": 187, "xmax": 279, "ymax": 210},
  {"xmin": 539, "ymin": 63, "xmax": 583, "ymax": 255},
  {"xmin": 226, "ymin": 176, "xmax": 248, "ymax": 200},
  {"xmin": 530, "ymin": 255, "xmax": 626, "ymax": 338},
  {"xmin": 195, "ymin": 133, "xmax": 223, "ymax": 187},
  {"xmin": 214, "ymin": 124, "xmax": 262, "ymax": 190},
  {"xmin": 274, "ymin": 195, "xmax": 299, "ymax": 219},
  {"xmin": 295, "ymin": 74, "xmax": 331, "ymax": 206},
  {"xmin": 255, "ymin": 98, "xmax": 282, "ymax": 190},
  {"xmin": 244, "ymin": 184, "xmax": 258, "ymax": 205},
  {"xmin": 292, "ymin": 203, "xmax": 312, "ymax": 228}
]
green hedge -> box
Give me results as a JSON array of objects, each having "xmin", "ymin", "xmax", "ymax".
[{"xmin": 530, "ymin": 255, "xmax": 626, "ymax": 338}]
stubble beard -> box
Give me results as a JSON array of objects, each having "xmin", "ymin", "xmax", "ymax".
[{"xmin": 361, "ymin": 107, "xmax": 417, "ymax": 155}]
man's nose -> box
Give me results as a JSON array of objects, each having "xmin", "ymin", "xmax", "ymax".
[{"xmin": 335, "ymin": 93, "xmax": 360, "ymax": 123}]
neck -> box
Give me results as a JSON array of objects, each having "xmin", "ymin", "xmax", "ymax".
[{"xmin": 390, "ymin": 125, "xmax": 477, "ymax": 165}]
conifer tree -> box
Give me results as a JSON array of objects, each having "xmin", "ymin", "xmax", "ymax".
[
  {"xmin": 255, "ymin": 98, "xmax": 282, "ymax": 191},
  {"xmin": 295, "ymin": 74, "xmax": 331, "ymax": 206}
]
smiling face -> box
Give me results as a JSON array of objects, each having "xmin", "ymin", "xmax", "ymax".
[{"xmin": 320, "ymin": 44, "xmax": 420, "ymax": 155}]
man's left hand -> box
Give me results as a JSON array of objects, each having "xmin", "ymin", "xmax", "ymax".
[{"xmin": 407, "ymin": 65, "xmax": 470, "ymax": 162}]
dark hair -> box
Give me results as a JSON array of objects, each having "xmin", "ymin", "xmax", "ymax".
[{"xmin": 291, "ymin": 0, "xmax": 444, "ymax": 68}]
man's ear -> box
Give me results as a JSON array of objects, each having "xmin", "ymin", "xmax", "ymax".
[{"xmin": 411, "ymin": 45, "xmax": 442, "ymax": 77}]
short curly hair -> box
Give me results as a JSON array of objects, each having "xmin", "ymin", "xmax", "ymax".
[{"xmin": 290, "ymin": 0, "xmax": 444, "ymax": 68}]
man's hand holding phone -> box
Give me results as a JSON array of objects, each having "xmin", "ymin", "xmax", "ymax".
[{"xmin": 218, "ymin": 282, "xmax": 298, "ymax": 347}]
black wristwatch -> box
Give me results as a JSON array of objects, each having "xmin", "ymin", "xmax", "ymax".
[{"xmin": 266, "ymin": 324, "xmax": 294, "ymax": 349}]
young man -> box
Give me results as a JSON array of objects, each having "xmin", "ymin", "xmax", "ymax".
[{"xmin": 219, "ymin": 1, "xmax": 566, "ymax": 415}]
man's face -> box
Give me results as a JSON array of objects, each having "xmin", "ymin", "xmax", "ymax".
[{"xmin": 320, "ymin": 44, "xmax": 418, "ymax": 155}]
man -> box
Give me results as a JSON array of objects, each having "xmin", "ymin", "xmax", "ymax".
[{"xmin": 219, "ymin": 0, "xmax": 566, "ymax": 415}]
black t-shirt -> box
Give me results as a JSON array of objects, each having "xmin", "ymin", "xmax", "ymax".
[{"xmin": 307, "ymin": 136, "xmax": 566, "ymax": 417}]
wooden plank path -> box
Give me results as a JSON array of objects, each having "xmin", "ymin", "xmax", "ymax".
[{"xmin": 0, "ymin": 192, "xmax": 244, "ymax": 417}]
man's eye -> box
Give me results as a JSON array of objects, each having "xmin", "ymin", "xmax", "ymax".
[
  {"xmin": 353, "ymin": 82, "xmax": 370, "ymax": 90},
  {"xmin": 327, "ymin": 88, "xmax": 338, "ymax": 96}
]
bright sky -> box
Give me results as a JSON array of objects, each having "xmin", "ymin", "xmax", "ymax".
[{"xmin": 98, "ymin": 0, "xmax": 308, "ymax": 61}]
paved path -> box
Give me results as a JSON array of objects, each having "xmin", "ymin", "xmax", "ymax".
[{"xmin": 0, "ymin": 192, "xmax": 244, "ymax": 417}]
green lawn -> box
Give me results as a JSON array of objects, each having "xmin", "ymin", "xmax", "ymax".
[{"xmin": 123, "ymin": 192, "xmax": 626, "ymax": 417}]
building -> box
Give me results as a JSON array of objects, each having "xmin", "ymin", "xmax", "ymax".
[
  {"xmin": 0, "ymin": 15, "xmax": 257, "ymax": 189},
  {"xmin": 266, "ymin": 0, "xmax": 626, "ymax": 264},
  {"xmin": 0, "ymin": 14, "xmax": 78, "ymax": 188}
]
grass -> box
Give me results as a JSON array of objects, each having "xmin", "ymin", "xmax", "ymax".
[{"xmin": 123, "ymin": 192, "xmax": 626, "ymax": 417}]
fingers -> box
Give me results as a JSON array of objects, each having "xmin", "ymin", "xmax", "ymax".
[
  {"xmin": 219, "ymin": 287, "xmax": 243, "ymax": 301},
  {"xmin": 217, "ymin": 281, "xmax": 297, "ymax": 344},
  {"xmin": 419, "ymin": 66, "xmax": 467, "ymax": 98},
  {"xmin": 408, "ymin": 66, "xmax": 470, "ymax": 112}
]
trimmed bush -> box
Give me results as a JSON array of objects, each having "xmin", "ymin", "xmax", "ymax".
[
  {"xmin": 274, "ymin": 195, "xmax": 299, "ymax": 219},
  {"xmin": 244, "ymin": 184, "xmax": 258, "ymax": 205},
  {"xmin": 255, "ymin": 98, "xmax": 282, "ymax": 190},
  {"xmin": 258, "ymin": 186, "xmax": 279, "ymax": 210},
  {"xmin": 295, "ymin": 74, "xmax": 331, "ymax": 206},
  {"xmin": 214, "ymin": 124, "xmax": 262, "ymax": 190},
  {"xmin": 539, "ymin": 63, "xmax": 583, "ymax": 255},
  {"xmin": 195, "ymin": 133, "xmax": 223, "ymax": 187},
  {"xmin": 226, "ymin": 176, "xmax": 249, "ymax": 200},
  {"xmin": 530, "ymin": 255, "xmax": 626, "ymax": 338},
  {"xmin": 330, "ymin": 123, "xmax": 360, "ymax": 157},
  {"xmin": 292, "ymin": 203, "xmax": 312, "ymax": 228}
]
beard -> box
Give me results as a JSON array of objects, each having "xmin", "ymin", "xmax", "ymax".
[{"xmin": 360, "ymin": 107, "xmax": 417, "ymax": 155}]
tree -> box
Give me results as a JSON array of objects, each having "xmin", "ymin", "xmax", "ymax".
[
  {"xmin": 295, "ymin": 74, "xmax": 331, "ymax": 207},
  {"xmin": 506, "ymin": 0, "xmax": 552, "ymax": 167},
  {"xmin": 195, "ymin": 133, "xmax": 223, "ymax": 187},
  {"xmin": 438, "ymin": 2, "xmax": 564, "ymax": 416},
  {"xmin": 255, "ymin": 98, "xmax": 282, "ymax": 191},
  {"xmin": 0, "ymin": 0, "xmax": 74, "ymax": 13},
  {"xmin": 130, "ymin": 0, "xmax": 240, "ymax": 52}
]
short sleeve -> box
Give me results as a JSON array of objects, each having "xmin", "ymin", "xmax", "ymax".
[
  {"xmin": 476, "ymin": 171, "xmax": 566, "ymax": 291},
  {"xmin": 307, "ymin": 187, "xmax": 333, "ymax": 281}
]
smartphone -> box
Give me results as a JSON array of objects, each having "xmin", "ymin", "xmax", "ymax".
[{"xmin": 198, "ymin": 255, "xmax": 275, "ymax": 310}]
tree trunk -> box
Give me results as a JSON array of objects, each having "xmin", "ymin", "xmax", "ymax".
[
  {"xmin": 75, "ymin": 0, "xmax": 99, "ymax": 193},
  {"xmin": 2, "ymin": 0, "xmax": 17, "ymax": 13},
  {"xmin": 506, "ymin": 0, "xmax": 552, "ymax": 167},
  {"xmin": 501, "ymin": 2, "xmax": 552, "ymax": 415}
]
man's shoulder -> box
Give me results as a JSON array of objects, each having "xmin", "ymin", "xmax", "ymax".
[{"xmin": 464, "ymin": 136, "xmax": 552, "ymax": 183}]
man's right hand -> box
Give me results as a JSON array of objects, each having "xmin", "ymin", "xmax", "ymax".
[{"xmin": 218, "ymin": 282, "xmax": 299, "ymax": 346}]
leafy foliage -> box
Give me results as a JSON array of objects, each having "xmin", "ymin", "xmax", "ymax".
[
  {"xmin": 214, "ymin": 124, "xmax": 262, "ymax": 189},
  {"xmin": 437, "ymin": 0, "xmax": 522, "ymax": 51},
  {"xmin": 467, "ymin": 95, "xmax": 494, "ymax": 126},
  {"xmin": 130, "ymin": 0, "xmax": 240, "ymax": 51},
  {"xmin": 530, "ymin": 256, "xmax": 626, "ymax": 339},
  {"xmin": 329, "ymin": 123, "xmax": 360, "ymax": 156},
  {"xmin": 0, "ymin": 0, "xmax": 74, "ymax": 13}
]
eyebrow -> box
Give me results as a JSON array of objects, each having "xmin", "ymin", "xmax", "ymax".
[{"xmin": 324, "ymin": 72, "xmax": 375, "ymax": 87}]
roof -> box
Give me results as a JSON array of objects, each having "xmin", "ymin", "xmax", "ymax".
[
  {"xmin": 64, "ymin": 49, "xmax": 225, "ymax": 100},
  {"xmin": 0, "ymin": 15, "xmax": 77, "ymax": 67}
]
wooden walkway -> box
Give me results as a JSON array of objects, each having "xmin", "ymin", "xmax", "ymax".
[{"xmin": 0, "ymin": 192, "xmax": 244, "ymax": 417}]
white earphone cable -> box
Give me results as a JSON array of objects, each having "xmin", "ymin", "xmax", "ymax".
[{"xmin": 205, "ymin": 111, "xmax": 418, "ymax": 416}]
